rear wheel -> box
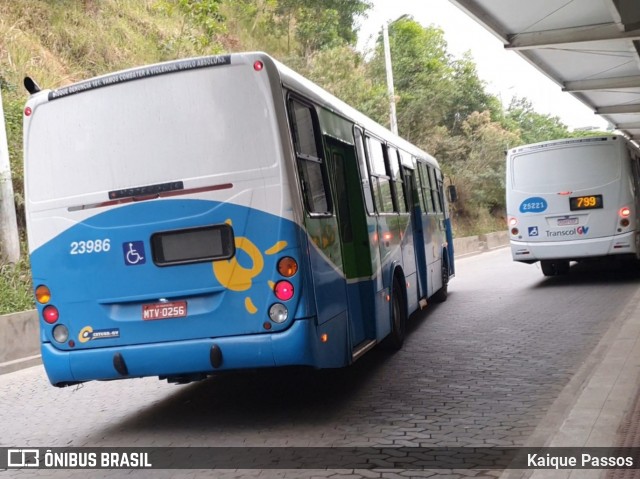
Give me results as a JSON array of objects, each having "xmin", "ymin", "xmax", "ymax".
[
  {"xmin": 431, "ymin": 256, "xmax": 449, "ymax": 303},
  {"xmin": 381, "ymin": 277, "xmax": 406, "ymax": 350}
]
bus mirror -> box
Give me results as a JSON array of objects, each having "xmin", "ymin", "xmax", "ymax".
[{"xmin": 447, "ymin": 185, "xmax": 458, "ymax": 203}]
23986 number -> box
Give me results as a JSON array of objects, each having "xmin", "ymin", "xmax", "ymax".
[{"xmin": 70, "ymin": 239, "xmax": 111, "ymax": 255}]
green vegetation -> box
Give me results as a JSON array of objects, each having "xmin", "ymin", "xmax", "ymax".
[{"xmin": 0, "ymin": 0, "xmax": 607, "ymax": 312}]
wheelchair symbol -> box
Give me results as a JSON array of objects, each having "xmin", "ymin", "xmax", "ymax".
[{"xmin": 123, "ymin": 241, "xmax": 146, "ymax": 266}]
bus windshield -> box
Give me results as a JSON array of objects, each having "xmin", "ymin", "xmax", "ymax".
[
  {"xmin": 26, "ymin": 65, "xmax": 279, "ymax": 204},
  {"xmin": 511, "ymin": 143, "xmax": 621, "ymax": 194}
]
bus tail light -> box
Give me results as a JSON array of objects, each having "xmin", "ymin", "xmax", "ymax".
[
  {"xmin": 253, "ymin": 60, "xmax": 264, "ymax": 71},
  {"xmin": 35, "ymin": 285, "xmax": 51, "ymax": 304},
  {"xmin": 43, "ymin": 305, "xmax": 59, "ymax": 324},
  {"xmin": 511, "ymin": 228, "xmax": 519, "ymax": 236},
  {"xmin": 508, "ymin": 217, "xmax": 518, "ymax": 227},
  {"xmin": 619, "ymin": 206, "xmax": 631, "ymax": 218},
  {"xmin": 52, "ymin": 324, "xmax": 69, "ymax": 343},
  {"xmin": 274, "ymin": 280, "xmax": 294, "ymax": 301},
  {"xmin": 269, "ymin": 303, "xmax": 288, "ymax": 323},
  {"xmin": 277, "ymin": 257, "xmax": 298, "ymax": 277}
]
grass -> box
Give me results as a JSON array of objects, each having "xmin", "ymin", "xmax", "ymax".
[
  {"xmin": 0, "ymin": 244, "xmax": 34, "ymax": 315},
  {"xmin": 452, "ymin": 210, "xmax": 506, "ymax": 238}
]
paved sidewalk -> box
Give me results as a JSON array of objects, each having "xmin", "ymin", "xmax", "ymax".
[{"xmin": 501, "ymin": 285, "xmax": 640, "ymax": 479}]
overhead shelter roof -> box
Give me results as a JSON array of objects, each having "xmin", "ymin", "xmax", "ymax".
[{"xmin": 449, "ymin": 0, "xmax": 640, "ymax": 141}]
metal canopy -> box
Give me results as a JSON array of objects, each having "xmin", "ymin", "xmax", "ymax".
[{"xmin": 449, "ymin": 0, "xmax": 640, "ymax": 141}]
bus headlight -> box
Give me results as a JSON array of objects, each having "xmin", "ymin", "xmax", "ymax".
[
  {"xmin": 52, "ymin": 324, "xmax": 69, "ymax": 343},
  {"xmin": 269, "ymin": 303, "xmax": 288, "ymax": 323}
]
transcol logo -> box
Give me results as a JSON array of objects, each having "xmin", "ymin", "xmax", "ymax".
[{"xmin": 546, "ymin": 226, "xmax": 589, "ymax": 237}]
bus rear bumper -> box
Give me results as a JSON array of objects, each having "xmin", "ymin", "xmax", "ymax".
[
  {"xmin": 41, "ymin": 316, "xmax": 349, "ymax": 386},
  {"xmin": 510, "ymin": 231, "xmax": 637, "ymax": 262}
]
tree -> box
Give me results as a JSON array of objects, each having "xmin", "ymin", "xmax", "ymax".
[
  {"xmin": 446, "ymin": 52, "xmax": 502, "ymax": 134},
  {"xmin": 367, "ymin": 17, "xmax": 454, "ymax": 145},
  {"xmin": 298, "ymin": 45, "xmax": 388, "ymax": 123},
  {"xmin": 505, "ymin": 97, "xmax": 571, "ymax": 145}
]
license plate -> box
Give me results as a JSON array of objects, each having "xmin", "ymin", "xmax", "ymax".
[
  {"xmin": 557, "ymin": 217, "xmax": 579, "ymax": 226},
  {"xmin": 142, "ymin": 301, "xmax": 187, "ymax": 320}
]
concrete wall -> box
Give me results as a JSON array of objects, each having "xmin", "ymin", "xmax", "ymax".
[
  {"xmin": 453, "ymin": 230, "xmax": 509, "ymax": 257},
  {"xmin": 0, "ymin": 309, "xmax": 40, "ymax": 374},
  {"xmin": 0, "ymin": 231, "xmax": 510, "ymax": 375}
]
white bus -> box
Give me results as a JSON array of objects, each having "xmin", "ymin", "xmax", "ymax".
[
  {"xmin": 23, "ymin": 52, "xmax": 455, "ymax": 386},
  {"xmin": 506, "ymin": 135, "xmax": 640, "ymax": 276}
]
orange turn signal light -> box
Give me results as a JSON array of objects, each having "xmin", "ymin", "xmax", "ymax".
[
  {"xmin": 35, "ymin": 285, "xmax": 51, "ymax": 304},
  {"xmin": 277, "ymin": 257, "xmax": 298, "ymax": 277}
]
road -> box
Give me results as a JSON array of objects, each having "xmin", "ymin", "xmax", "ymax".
[{"xmin": 2, "ymin": 247, "xmax": 639, "ymax": 479}]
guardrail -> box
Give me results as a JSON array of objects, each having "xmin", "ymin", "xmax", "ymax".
[{"xmin": 0, "ymin": 231, "xmax": 510, "ymax": 375}]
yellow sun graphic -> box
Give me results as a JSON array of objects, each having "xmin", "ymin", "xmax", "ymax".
[{"xmin": 213, "ymin": 219, "xmax": 288, "ymax": 314}]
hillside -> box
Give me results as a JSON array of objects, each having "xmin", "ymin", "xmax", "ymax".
[{"xmin": 0, "ymin": 0, "xmax": 594, "ymax": 313}]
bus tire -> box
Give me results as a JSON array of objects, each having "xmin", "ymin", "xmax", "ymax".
[
  {"xmin": 431, "ymin": 256, "xmax": 449, "ymax": 303},
  {"xmin": 381, "ymin": 277, "xmax": 407, "ymax": 351}
]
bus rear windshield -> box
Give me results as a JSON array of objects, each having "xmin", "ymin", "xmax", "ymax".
[
  {"xmin": 26, "ymin": 64, "xmax": 278, "ymax": 204},
  {"xmin": 511, "ymin": 143, "xmax": 620, "ymax": 194}
]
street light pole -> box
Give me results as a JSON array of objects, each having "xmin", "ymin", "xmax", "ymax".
[{"xmin": 382, "ymin": 22, "xmax": 398, "ymax": 136}]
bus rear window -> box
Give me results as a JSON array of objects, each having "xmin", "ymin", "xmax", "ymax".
[
  {"xmin": 511, "ymin": 144, "xmax": 620, "ymax": 193},
  {"xmin": 151, "ymin": 224, "xmax": 235, "ymax": 266},
  {"xmin": 26, "ymin": 65, "xmax": 278, "ymax": 203}
]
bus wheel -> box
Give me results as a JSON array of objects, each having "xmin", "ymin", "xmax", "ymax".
[
  {"xmin": 381, "ymin": 277, "xmax": 406, "ymax": 351},
  {"xmin": 431, "ymin": 258, "xmax": 449, "ymax": 303},
  {"xmin": 541, "ymin": 260, "xmax": 570, "ymax": 276}
]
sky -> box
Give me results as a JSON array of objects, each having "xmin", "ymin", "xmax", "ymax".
[{"xmin": 356, "ymin": 0, "xmax": 611, "ymax": 131}]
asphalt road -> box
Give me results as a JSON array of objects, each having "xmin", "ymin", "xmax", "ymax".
[{"xmin": 2, "ymin": 247, "xmax": 639, "ymax": 479}]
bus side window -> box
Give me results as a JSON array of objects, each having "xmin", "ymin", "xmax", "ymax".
[
  {"xmin": 387, "ymin": 146, "xmax": 408, "ymax": 213},
  {"xmin": 366, "ymin": 136, "xmax": 394, "ymax": 214},
  {"xmin": 288, "ymin": 98, "xmax": 331, "ymax": 215},
  {"xmin": 354, "ymin": 127, "xmax": 375, "ymax": 215},
  {"xmin": 414, "ymin": 159, "xmax": 427, "ymax": 211},
  {"xmin": 430, "ymin": 167, "xmax": 443, "ymax": 214},
  {"xmin": 418, "ymin": 162, "xmax": 434, "ymax": 213}
]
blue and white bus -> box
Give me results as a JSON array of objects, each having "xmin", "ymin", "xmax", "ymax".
[
  {"xmin": 23, "ymin": 52, "xmax": 455, "ymax": 387},
  {"xmin": 506, "ymin": 135, "xmax": 640, "ymax": 275}
]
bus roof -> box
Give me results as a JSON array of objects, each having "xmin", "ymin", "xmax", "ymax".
[{"xmin": 507, "ymin": 135, "xmax": 625, "ymax": 156}]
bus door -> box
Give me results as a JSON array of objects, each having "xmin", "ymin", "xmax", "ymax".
[
  {"xmin": 325, "ymin": 137, "xmax": 375, "ymax": 350},
  {"xmin": 417, "ymin": 162, "xmax": 442, "ymax": 296},
  {"xmin": 403, "ymin": 166, "xmax": 428, "ymax": 302}
]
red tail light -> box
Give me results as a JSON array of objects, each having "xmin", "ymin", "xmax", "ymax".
[
  {"xmin": 43, "ymin": 305, "xmax": 59, "ymax": 324},
  {"xmin": 274, "ymin": 281, "xmax": 294, "ymax": 301},
  {"xmin": 619, "ymin": 207, "xmax": 631, "ymax": 218}
]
